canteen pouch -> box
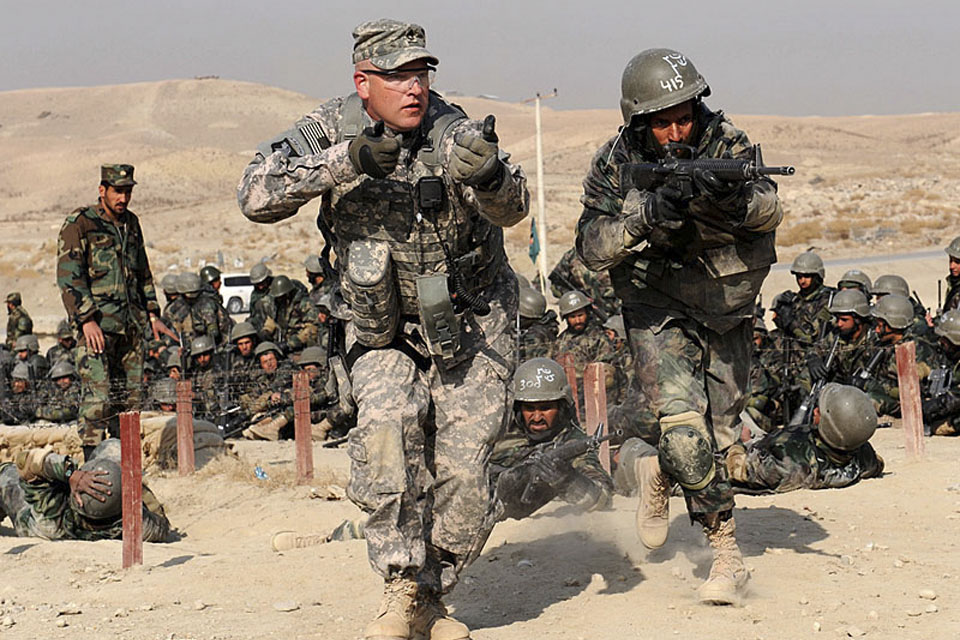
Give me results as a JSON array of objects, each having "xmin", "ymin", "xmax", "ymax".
[
  {"xmin": 342, "ymin": 239, "xmax": 399, "ymax": 348},
  {"xmin": 416, "ymin": 274, "xmax": 460, "ymax": 364}
]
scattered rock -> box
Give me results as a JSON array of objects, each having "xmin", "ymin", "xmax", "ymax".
[
  {"xmin": 925, "ymin": 604, "xmax": 939, "ymax": 614},
  {"xmin": 867, "ymin": 610, "xmax": 879, "ymax": 620},
  {"xmin": 56, "ymin": 618, "xmax": 68, "ymax": 628},
  {"xmin": 113, "ymin": 608, "xmax": 127, "ymax": 618},
  {"xmin": 58, "ymin": 603, "xmax": 82, "ymax": 616},
  {"xmin": 0, "ymin": 616, "xmax": 12, "ymax": 627},
  {"xmin": 846, "ymin": 626, "xmax": 866, "ymax": 637},
  {"xmin": 905, "ymin": 609, "xmax": 923, "ymax": 617},
  {"xmin": 918, "ymin": 589, "xmax": 937, "ymax": 600},
  {"xmin": 893, "ymin": 560, "xmax": 905, "ymax": 568},
  {"xmin": 193, "ymin": 600, "xmax": 207, "ymax": 611},
  {"xmin": 273, "ymin": 601, "xmax": 299, "ymax": 613},
  {"xmin": 840, "ymin": 555, "xmax": 854, "ymax": 566},
  {"xmin": 138, "ymin": 604, "xmax": 154, "ymax": 612},
  {"xmin": 812, "ymin": 621, "xmax": 821, "ymax": 632},
  {"xmin": 799, "ymin": 597, "xmax": 810, "ymax": 605},
  {"xmin": 516, "ymin": 559, "xmax": 533, "ymax": 569}
]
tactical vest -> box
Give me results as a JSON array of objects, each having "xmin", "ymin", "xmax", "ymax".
[{"xmin": 300, "ymin": 93, "xmax": 506, "ymax": 317}]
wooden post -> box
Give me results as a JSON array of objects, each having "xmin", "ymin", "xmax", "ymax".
[
  {"xmin": 583, "ymin": 362, "xmax": 611, "ymax": 474},
  {"xmin": 556, "ymin": 353, "xmax": 580, "ymax": 418},
  {"xmin": 120, "ymin": 411, "xmax": 143, "ymax": 568},
  {"xmin": 176, "ymin": 380, "xmax": 195, "ymax": 476},
  {"xmin": 293, "ymin": 371, "xmax": 314, "ymax": 484},
  {"xmin": 896, "ymin": 341, "xmax": 924, "ymax": 458}
]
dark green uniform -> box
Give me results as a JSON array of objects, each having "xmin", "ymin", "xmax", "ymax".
[
  {"xmin": 518, "ymin": 311, "xmax": 558, "ymax": 361},
  {"xmin": 36, "ymin": 380, "xmax": 81, "ymax": 423},
  {"xmin": 5, "ymin": 306, "xmax": 33, "ymax": 350},
  {"xmin": 545, "ymin": 246, "xmax": 620, "ymax": 319},
  {"xmin": 863, "ymin": 331, "xmax": 935, "ymax": 417}
]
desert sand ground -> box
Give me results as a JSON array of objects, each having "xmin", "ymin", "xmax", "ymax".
[{"xmin": 0, "ymin": 79, "xmax": 958, "ymax": 639}]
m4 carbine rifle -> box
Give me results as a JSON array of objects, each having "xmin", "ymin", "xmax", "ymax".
[{"xmin": 520, "ymin": 426, "xmax": 622, "ymax": 504}]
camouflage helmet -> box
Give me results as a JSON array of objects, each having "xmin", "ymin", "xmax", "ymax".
[
  {"xmin": 56, "ymin": 319, "xmax": 73, "ymax": 339},
  {"xmin": 558, "ymin": 290, "xmax": 591, "ymax": 317},
  {"xmin": 935, "ymin": 310, "xmax": 960, "ymax": 346},
  {"xmin": 872, "ymin": 274, "xmax": 910, "ymax": 298},
  {"xmin": 603, "ymin": 314, "xmax": 626, "ymax": 340},
  {"xmin": 177, "ymin": 272, "xmax": 203, "ymax": 295},
  {"xmin": 837, "ymin": 269, "xmax": 872, "ymax": 296},
  {"xmin": 512, "ymin": 358, "xmax": 573, "ymax": 406},
  {"xmin": 871, "ymin": 293, "xmax": 913, "ymax": 330},
  {"xmin": 304, "ymin": 254, "xmax": 323, "ymax": 275},
  {"xmin": 818, "ymin": 383, "xmax": 878, "ymax": 452},
  {"xmin": 269, "ymin": 275, "xmax": 295, "ymax": 298},
  {"xmin": 299, "ymin": 346, "xmax": 325, "ymax": 366},
  {"xmin": 230, "ymin": 321, "xmax": 258, "ymax": 342},
  {"xmin": 790, "ymin": 251, "xmax": 825, "ymax": 279},
  {"xmin": 160, "ymin": 274, "xmax": 179, "ymax": 294},
  {"xmin": 5, "ymin": 292, "xmax": 21, "ymax": 305},
  {"xmin": 828, "ymin": 289, "xmax": 870, "ymax": 318},
  {"xmin": 250, "ymin": 263, "xmax": 272, "ymax": 285},
  {"xmin": 945, "ymin": 236, "xmax": 960, "ymax": 260},
  {"xmin": 71, "ymin": 458, "xmax": 122, "ymax": 521},
  {"xmin": 14, "ymin": 335, "xmax": 32, "ymax": 352},
  {"xmin": 200, "ymin": 265, "xmax": 221, "ymax": 284},
  {"xmin": 254, "ymin": 341, "xmax": 282, "ymax": 358},
  {"xmin": 152, "ymin": 378, "xmax": 178, "ymax": 405},
  {"xmin": 49, "ymin": 360, "xmax": 77, "ymax": 379},
  {"xmin": 11, "ymin": 362, "xmax": 30, "ymax": 381},
  {"xmin": 518, "ymin": 286, "xmax": 547, "ymax": 319},
  {"xmin": 620, "ymin": 48, "xmax": 710, "ymax": 125},
  {"xmin": 190, "ymin": 335, "xmax": 215, "ymax": 357}
]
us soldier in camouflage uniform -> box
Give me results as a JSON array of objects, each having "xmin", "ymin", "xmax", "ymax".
[
  {"xmin": 45, "ymin": 320, "xmax": 77, "ymax": 366},
  {"xmin": 238, "ymin": 19, "xmax": 528, "ymax": 639},
  {"xmin": 545, "ymin": 246, "xmax": 620, "ymax": 319},
  {"xmin": 14, "ymin": 335, "xmax": 49, "ymax": 383},
  {"xmin": 576, "ymin": 49, "xmax": 783, "ymax": 605},
  {"xmin": 922, "ymin": 310, "xmax": 960, "ymax": 435},
  {"xmin": 2, "ymin": 363, "xmax": 36, "ymax": 425},
  {"xmin": 239, "ymin": 341, "xmax": 295, "ymax": 440},
  {"xmin": 0, "ymin": 439, "xmax": 170, "ymax": 541},
  {"xmin": 863, "ymin": 294, "xmax": 935, "ymax": 417},
  {"xmin": 252, "ymin": 275, "xmax": 319, "ymax": 354},
  {"xmin": 490, "ymin": 358, "xmax": 612, "ymax": 520},
  {"xmin": 727, "ymin": 384, "xmax": 883, "ymax": 493},
  {"xmin": 57, "ymin": 165, "xmax": 170, "ymax": 456},
  {"xmin": 36, "ymin": 360, "xmax": 81, "ymax": 423},
  {"xmin": 518, "ymin": 285, "xmax": 558, "ymax": 360},
  {"xmin": 187, "ymin": 335, "xmax": 220, "ymax": 422},
  {"xmin": 5, "ymin": 293, "xmax": 33, "ymax": 350}
]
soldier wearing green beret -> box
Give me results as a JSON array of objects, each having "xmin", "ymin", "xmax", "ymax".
[{"xmin": 56, "ymin": 164, "xmax": 173, "ymax": 457}]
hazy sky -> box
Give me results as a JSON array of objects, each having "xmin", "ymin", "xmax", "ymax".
[{"xmin": 2, "ymin": 0, "xmax": 958, "ymax": 116}]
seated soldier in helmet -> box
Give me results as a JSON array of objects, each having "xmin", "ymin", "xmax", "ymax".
[
  {"xmin": 2, "ymin": 363, "xmax": 37, "ymax": 425},
  {"xmin": 293, "ymin": 345, "xmax": 355, "ymax": 441},
  {"xmin": 836, "ymin": 269, "xmax": 872, "ymax": 300},
  {"xmin": 45, "ymin": 320, "xmax": 77, "ymax": 366},
  {"xmin": 14, "ymin": 334, "xmax": 49, "ymax": 383},
  {"xmin": 200, "ymin": 265, "xmax": 223, "ymax": 304},
  {"xmin": 36, "ymin": 360, "xmax": 81, "ymax": 423},
  {"xmin": 544, "ymin": 246, "xmax": 621, "ymax": 320},
  {"xmin": 246, "ymin": 263, "xmax": 274, "ymax": 324},
  {"xmin": 921, "ymin": 310, "xmax": 960, "ymax": 436},
  {"xmin": 775, "ymin": 251, "xmax": 835, "ymax": 347},
  {"xmin": 799, "ymin": 289, "xmax": 876, "ymax": 393},
  {"xmin": 187, "ymin": 335, "xmax": 221, "ymax": 422},
  {"xmin": 490, "ymin": 357, "xmax": 613, "ymax": 520},
  {"xmin": 304, "ymin": 255, "xmax": 335, "ymax": 311},
  {"xmin": 251, "ymin": 275, "xmax": 318, "ymax": 356},
  {"xmin": 240, "ymin": 342, "xmax": 295, "ymax": 440},
  {"xmin": 550, "ymin": 290, "xmax": 617, "ymax": 415},
  {"xmin": 0, "ymin": 438, "xmax": 170, "ymax": 541},
  {"xmin": 169, "ymin": 272, "xmax": 233, "ymax": 348},
  {"xmin": 873, "ymin": 274, "xmax": 932, "ymax": 335},
  {"xmin": 518, "ymin": 284, "xmax": 558, "ymax": 360},
  {"xmin": 163, "ymin": 347, "xmax": 183, "ymax": 381},
  {"xmin": 941, "ymin": 237, "xmax": 960, "ymax": 316}
]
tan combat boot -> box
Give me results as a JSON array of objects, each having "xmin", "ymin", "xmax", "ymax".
[
  {"xmin": 635, "ymin": 453, "xmax": 670, "ymax": 549},
  {"xmin": 698, "ymin": 516, "xmax": 749, "ymax": 606},
  {"xmin": 270, "ymin": 530, "xmax": 328, "ymax": 552},
  {"xmin": 243, "ymin": 415, "xmax": 288, "ymax": 440},
  {"xmin": 412, "ymin": 590, "xmax": 470, "ymax": 640},
  {"xmin": 363, "ymin": 577, "xmax": 418, "ymax": 640}
]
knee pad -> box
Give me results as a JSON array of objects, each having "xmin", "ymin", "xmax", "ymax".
[{"xmin": 658, "ymin": 412, "xmax": 715, "ymax": 491}]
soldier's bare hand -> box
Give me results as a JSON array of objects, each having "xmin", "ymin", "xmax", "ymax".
[
  {"xmin": 82, "ymin": 320, "xmax": 105, "ymax": 354},
  {"xmin": 150, "ymin": 316, "xmax": 175, "ymax": 342},
  {"xmin": 69, "ymin": 469, "xmax": 112, "ymax": 505}
]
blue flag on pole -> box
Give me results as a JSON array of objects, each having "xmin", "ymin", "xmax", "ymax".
[{"xmin": 528, "ymin": 218, "xmax": 540, "ymax": 264}]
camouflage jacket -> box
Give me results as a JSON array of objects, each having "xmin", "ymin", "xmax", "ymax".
[
  {"xmin": 782, "ymin": 284, "xmax": 836, "ymax": 346},
  {"xmin": 254, "ymin": 291, "xmax": 319, "ymax": 354},
  {"xmin": 551, "ymin": 318, "xmax": 616, "ymax": 369},
  {"xmin": 35, "ymin": 381, "xmax": 80, "ymax": 423},
  {"xmin": 240, "ymin": 361, "xmax": 294, "ymax": 417},
  {"xmin": 237, "ymin": 92, "xmax": 528, "ymax": 369},
  {"xmin": 489, "ymin": 417, "xmax": 613, "ymax": 520},
  {"xmin": 5, "ymin": 307, "xmax": 33, "ymax": 349},
  {"xmin": 44, "ymin": 342, "xmax": 75, "ymax": 366},
  {"xmin": 1, "ymin": 390, "xmax": 37, "ymax": 425},
  {"xmin": 165, "ymin": 294, "xmax": 232, "ymax": 348},
  {"xmin": 56, "ymin": 204, "xmax": 160, "ymax": 335},
  {"xmin": 229, "ymin": 352, "xmax": 261, "ymax": 400},
  {"xmin": 863, "ymin": 332, "xmax": 936, "ymax": 417},
  {"xmin": 7, "ymin": 453, "xmax": 169, "ymax": 541},
  {"xmin": 800, "ymin": 324, "xmax": 876, "ymax": 391},
  {"xmin": 21, "ymin": 354, "xmax": 50, "ymax": 383},
  {"xmin": 547, "ymin": 246, "xmax": 620, "ymax": 318},
  {"xmin": 519, "ymin": 311, "xmax": 559, "ymax": 361},
  {"xmin": 731, "ymin": 424, "xmax": 883, "ymax": 494},
  {"xmin": 576, "ymin": 104, "xmax": 782, "ymax": 334},
  {"xmin": 943, "ymin": 274, "xmax": 960, "ymax": 314},
  {"xmin": 188, "ymin": 365, "xmax": 221, "ymax": 422}
]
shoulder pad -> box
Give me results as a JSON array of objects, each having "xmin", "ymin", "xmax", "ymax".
[{"xmin": 418, "ymin": 93, "xmax": 467, "ymax": 168}]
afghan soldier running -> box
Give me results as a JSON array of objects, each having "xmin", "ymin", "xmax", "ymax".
[
  {"xmin": 238, "ymin": 18, "xmax": 528, "ymax": 639},
  {"xmin": 576, "ymin": 48, "xmax": 783, "ymax": 605}
]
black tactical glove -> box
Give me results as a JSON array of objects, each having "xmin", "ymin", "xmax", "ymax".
[
  {"xmin": 692, "ymin": 168, "xmax": 747, "ymax": 216},
  {"xmin": 348, "ymin": 121, "xmax": 401, "ymax": 179},
  {"xmin": 773, "ymin": 300, "xmax": 796, "ymax": 333},
  {"xmin": 449, "ymin": 115, "xmax": 502, "ymax": 187},
  {"xmin": 531, "ymin": 454, "xmax": 573, "ymax": 490},
  {"xmin": 622, "ymin": 185, "xmax": 684, "ymax": 241},
  {"xmin": 922, "ymin": 395, "xmax": 946, "ymax": 423},
  {"xmin": 807, "ymin": 354, "xmax": 829, "ymax": 380}
]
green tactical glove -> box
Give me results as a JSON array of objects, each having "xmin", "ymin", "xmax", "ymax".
[
  {"xmin": 449, "ymin": 115, "xmax": 503, "ymax": 187},
  {"xmin": 348, "ymin": 121, "xmax": 400, "ymax": 179}
]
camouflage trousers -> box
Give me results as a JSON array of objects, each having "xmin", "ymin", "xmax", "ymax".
[
  {"xmin": 76, "ymin": 330, "xmax": 144, "ymax": 447},
  {"xmin": 624, "ymin": 314, "xmax": 752, "ymax": 516},
  {"xmin": 347, "ymin": 344, "xmax": 510, "ymax": 594}
]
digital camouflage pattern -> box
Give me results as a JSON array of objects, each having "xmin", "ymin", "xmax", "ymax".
[
  {"xmin": 727, "ymin": 425, "xmax": 884, "ymax": 494},
  {"xmin": 0, "ymin": 450, "xmax": 169, "ymax": 541},
  {"xmin": 546, "ymin": 246, "xmax": 620, "ymax": 319},
  {"xmin": 5, "ymin": 305, "xmax": 33, "ymax": 350}
]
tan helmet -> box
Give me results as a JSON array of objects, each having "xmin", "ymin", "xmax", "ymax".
[
  {"xmin": 871, "ymin": 293, "xmax": 914, "ymax": 330},
  {"xmin": 837, "ymin": 269, "xmax": 872, "ymax": 296},
  {"xmin": 828, "ymin": 289, "xmax": 870, "ymax": 318},
  {"xmin": 935, "ymin": 310, "xmax": 960, "ymax": 346},
  {"xmin": 620, "ymin": 48, "xmax": 710, "ymax": 125},
  {"xmin": 160, "ymin": 274, "xmax": 179, "ymax": 295},
  {"xmin": 49, "ymin": 360, "xmax": 77, "ymax": 380},
  {"xmin": 873, "ymin": 274, "xmax": 909, "ymax": 298},
  {"xmin": 818, "ymin": 383, "xmax": 878, "ymax": 451},
  {"xmin": 945, "ymin": 236, "xmax": 960, "ymax": 260},
  {"xmin": 558, "ymin": 290, "xmax": 591, "ymax": 317},
  {"xmin": 190, "ymin": 335, "xmax": 215, "ymax": 357},
  {"xmin": 304, "ymin": 255, "xmax": 323, "ymax": 275},
  {"xmin": 790, "ymin": 251, "xmax": 825, "ymax": 279}
]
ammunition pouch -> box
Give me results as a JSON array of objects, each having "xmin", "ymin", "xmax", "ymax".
[
  {"xmin": 341, "ymin": 240, "xmax": 400, "ymax": 348},
  {"xmin": 416, "ymin": 274, "xmax": 461, "ymax": 363}
]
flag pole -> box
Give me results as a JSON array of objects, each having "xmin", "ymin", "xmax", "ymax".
[{"xmin": 523, "ymin": 89, "xmax": 558, "ymax": 297}]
